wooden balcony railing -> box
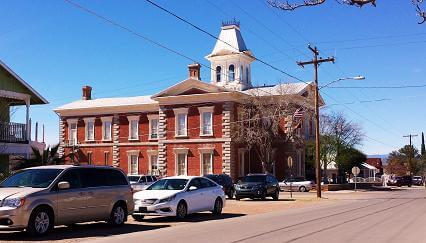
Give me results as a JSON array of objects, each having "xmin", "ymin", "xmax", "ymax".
[{"xmin": 0, "ymin": 121, "xmax": 28, "ymax": 143}]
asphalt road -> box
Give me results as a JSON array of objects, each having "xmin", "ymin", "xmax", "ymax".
[{"xmin": 88, "ymin": 188, "xmax": 426, "ymax": 243}]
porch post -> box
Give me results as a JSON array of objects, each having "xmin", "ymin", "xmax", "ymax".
[{"xmin": 25, "ymin": 97, "xmax": 30, "ymax": 141}]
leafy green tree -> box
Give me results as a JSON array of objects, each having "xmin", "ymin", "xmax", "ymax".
[
  {"xmin": 335, "ymin": 146, "xmax": 366, "ymax": 177},
  {"xmin": 12, "ymin": 144, "xmax": 64, "ymax": 170},
  {"xmin": 386, "ymin": 145, "xmax": 423, "ymax": 175}
]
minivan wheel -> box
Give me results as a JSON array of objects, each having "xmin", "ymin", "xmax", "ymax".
[
  {"xmin": 27, "ymin": 207, "xmax": 53, "ymax": 237},
  {"xmin": 212, "ymin": 198, "xmax": 223, "ymax": 215},
  {"xmin": 299, "ymin": 186, "xmax": 307, "ymax": 192},
  {"xmin": 132, "ymin": 215, "xmax": 145, "ymax": 222},
  {"xmin": 108, "ymin": 203, "xmax": 127, "ymax": 226},
  {"xmin": 176, "ymin": 201, "xmax": 187, "ymax": 220}
]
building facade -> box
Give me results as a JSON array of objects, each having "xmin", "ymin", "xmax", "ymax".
[{"xmin": 54, "ymin": 23, "xmax": 319, "ymax": 180}]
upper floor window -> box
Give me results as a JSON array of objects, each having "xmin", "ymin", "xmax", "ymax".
[
  {"xmin": 216, "ymin": 66, "xmax": 222, "ymax": 82},
  {"xmin": 147, "ymin": 114, "xmax": 159, "ymax": 140},
  {"xmin": 239, "ymin": 65, "xmax": 243, "ymax": 82},
  {"xmin": 173, "ymin": 108, "xmax": 188, "ymax": 137},
  {"xmin": 127, "ymin": 116, "xmax": 139, "ymax": 140},
  {"xmin": 68, "ymin": 119, "xmax": 78, "ymax": 145},
  {"xmin": 83, "ymin": 118, "xmax": 95, "ymax": 141},
  {"xmin": 228, "ymin": 64, "xmax": 235, "ymax": 81},
  {"xmin": 198, "ymin": 106, "xmax": 214, "ymax": 136},
  {"xmin": 101, "ymin": 117, "xmax": 113, "ymax": 141}
]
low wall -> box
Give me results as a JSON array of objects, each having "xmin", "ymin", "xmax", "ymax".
[{"xmin": 323, "ymin": 182, "xmax": 382, "ymax": 191}]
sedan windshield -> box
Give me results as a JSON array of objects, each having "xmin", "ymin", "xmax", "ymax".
[
  {"xmin": 243, "ymin": 175, "xmax": 266, "ymax": 183},
  {"xmin": 0, "ymin": 169, "xmax": 63, "ymax": 188},
  {"xmin": 146, "ymin": 179, "xmax": 188, "ymax": 190}
]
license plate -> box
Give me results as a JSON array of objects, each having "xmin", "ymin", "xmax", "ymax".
[{"xmin": 139, "ymin": 207, "xmax": 148, "ymax": 213}]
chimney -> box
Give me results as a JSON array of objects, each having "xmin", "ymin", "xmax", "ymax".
[
  {"xmin": 82, "ymin": 86, "xmax": 92, "ymax": 100},
  {"xmin": 188, "ymin": 63, "xmax": 201, "ymax": 80}
]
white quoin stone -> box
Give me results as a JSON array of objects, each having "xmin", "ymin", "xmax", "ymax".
[{"xmin": 205, "ymin": 23, "xmax": 255, "ymax": 91}]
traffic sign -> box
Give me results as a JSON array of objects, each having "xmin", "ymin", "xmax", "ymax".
[{"xmin": 352, "ymin": 166, "xmax": 360, "ymax": 176}]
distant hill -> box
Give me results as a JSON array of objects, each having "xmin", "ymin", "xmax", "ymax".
[{"xmin": 367, "ymin": 154, "xmax": 389, "ymax": 165}]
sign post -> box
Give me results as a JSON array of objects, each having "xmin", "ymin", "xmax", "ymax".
[
  {"xmin": 352, "ymin": 166, "xmax": 360, "ymax": 192},
  {"xmin": 288, "ymin": 156, "xmax": 293, "ymax": 198}
]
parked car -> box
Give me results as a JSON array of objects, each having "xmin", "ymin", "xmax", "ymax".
[
  {"xmin": 412, "ymin": 176, "xmax": 424, "ymax": 186},
  {"xmin": 0, "ymin": 165, "xmax": 134, "ymax": 236},
  {"xmin": 128, "ymin": 175, "xmax": 158, "ymax": 192},
  {"xmin": 388, "ymin": 176, "xmax": 412, "ymax": 187},
  {"xmin": 234, "ymin": 174, "xmax": 280, "ymax": 201},
  {"xmin": 279, "ymin": 177, "xmax": 314, "ymax": 192},
  {"xmin": 204, "ymin": 174, "xmax": 235, "ymax": 199},
  {"xmin": 132, "ymin": 176, "xmax": 225, "ymax": 221}
]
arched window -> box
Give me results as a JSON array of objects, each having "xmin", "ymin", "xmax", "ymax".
[
  {"xmin": 216, "ymin": 66, "xmax": 222, "ymax": 82},
  {"xmin": 245, "ymin": 67, "xmax": 250, "ymax": 82},
  {"xmin": 229, "ymin": 64, "xmax": 235, "ymax": 81},
  {"xmin": 239, "ymin": 65, "xmax": 243, "ymax": 82}
]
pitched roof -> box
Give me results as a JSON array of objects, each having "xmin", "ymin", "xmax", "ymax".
[
  {"xmin": 151, "ymin": 78, "xmax": 230, "ymax": 98},
  {"xmin": 242, "ymin": 82, "xmax": 311, "ymax": 96},
  {"xmin": 206, "ymin": 24, "xmax": 252, "ymax": 58},
  {"xmin": 365, "ymin": 158, "xmax": 383, "ymax": 169},
  {"xmin": 0, "ymin": 60, "xmax": 48, "ymax": 105},
  {"xmin": 54, "ymin": 95, "xmax": 156, "ymax": 111}
]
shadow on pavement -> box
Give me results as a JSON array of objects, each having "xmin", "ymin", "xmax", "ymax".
[
  {"xmin": 0, "ymin": 222, "xmax": 170, "ymax": 242},
  {"xmin": 143, "ymin": 212, "xmax": 246, "ymax": 223}
]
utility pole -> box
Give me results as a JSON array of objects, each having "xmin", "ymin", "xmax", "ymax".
[
  {"xmin": 403, "ymin": 134, "xmax": 418, "ymax": 175},
  {"xmin": 297, "ymin": 45, "xmax": 335, "ymax": 198}
]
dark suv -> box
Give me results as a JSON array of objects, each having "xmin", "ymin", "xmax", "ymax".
[
  {"xmin": 205, "ymin": 174, "xmax": 235, "ymax": 198},
  {"xmin": 235, "ymin": 174, "xmax": 280, "ymax": 201},
  {"xmin": 388, "ymin": 176, "xmax": 412, "ymax": 187}
]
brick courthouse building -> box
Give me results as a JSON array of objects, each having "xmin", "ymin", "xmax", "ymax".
[{"xmin": 54, "ymin": 23, "xmax": 319, "ymax": 180}]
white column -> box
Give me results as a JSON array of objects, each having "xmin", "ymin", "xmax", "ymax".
[{"xmin": 25, "ymin": 97, "xmax": 30, "ymax": 141}]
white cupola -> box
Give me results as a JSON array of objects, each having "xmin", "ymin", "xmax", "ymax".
[{"xmin": 205, "ymin": 20, "xmax": 255, "ymax": 91}]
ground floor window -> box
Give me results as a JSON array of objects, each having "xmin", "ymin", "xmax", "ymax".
[
  {"xmin": 87, "ymin": 152, "xmax": 92, "ymax": 165},
  {"xmin": 150, "ymin": 154, "xmax": 158, "ymax": 175},
  {"xmin": 104, "ymin": 152, "xmax": 109, "ymax": 166},
  {"xmin": 201, "ymin": 153, "xmax": 213, "ymax": 175},
  {"xmin": 176, "ymin": 153, "xmax": 187, "ymax": 176},
  {"xmin": 129, "ymin": 154, "xmax": 138, "ymax": 175}
]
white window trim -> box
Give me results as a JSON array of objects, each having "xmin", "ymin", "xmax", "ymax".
[
  {"xmin": 127, "ymin": 150, "xmax": 140, "ymax": 175},
  {"xmin": 174, "ymin": 148, "xmax": 189, "ymax": 176},
  {"xmin": 101, "ymin": 116, "xmax": 113, "ymax": 141},
  {"xmin": 173, "ymin": 108, "xmax": 189, "ymax": 137},
  {"xmin": 127, "ymin": 115, "xmax": 140, "ymax": 141},
  {"xmin": 83, "ymin": 117, "xmax": 96, "ymax": 142},
  {"xmin": 199, "ymin": 147, "xmax": 214, "ymax": 175},
  {"xmin": 147, "ymin": 114, "xmax": 159, "ymax": 140},
  {"xmin": 67, "ymin": 119, "xmax": 78, "ymax": 145},
  {"xmin": 198, "ymin": 106, "xmax": 214, "ymax": 136},
  {"xmin": 216, "ymin": 65, "xmax": 222, "ymax": 83},
  {"xmin": 147, "ymin": 150, "xmax": 159, "ymax": 175}
]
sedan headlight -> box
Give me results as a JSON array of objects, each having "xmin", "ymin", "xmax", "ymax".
[
  {"xmin": 3, "ymin": 197, "xmax": 25, "ymax": 208},
  {"xmin": 158, "ymin": 195, "xmax": 176, "ymax": 204}
]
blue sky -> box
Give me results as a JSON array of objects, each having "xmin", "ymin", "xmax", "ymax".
[{"xmin": 1, "ymin": 0, "xmax": 425, "ymax": 155}]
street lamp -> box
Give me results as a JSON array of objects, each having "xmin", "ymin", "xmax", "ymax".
[{"xmin": 319, "ymin": 76, "xmax": 365, "ymax": 90}]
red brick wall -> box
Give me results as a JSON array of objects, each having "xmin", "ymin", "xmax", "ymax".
[
  {"xmin": 165, "ymin": 143, "xmax": 223, "ymax": 176},
  {"xmin": 164, "ymin": 104, "xmax": 223, "ymax": 140}
]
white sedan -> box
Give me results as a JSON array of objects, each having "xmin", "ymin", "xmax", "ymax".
[
  {"xmin": 279, "ymin": 177, "xmax": 314, "ymax": 192},
  {"xmin": 132, "ymin": 176, "xmax": 226, "ymax": 220}
]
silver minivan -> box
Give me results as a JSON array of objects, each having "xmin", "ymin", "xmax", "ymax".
[{"xmin": 0, "ymin": 165, "xmax": 134, "ymax": 236}]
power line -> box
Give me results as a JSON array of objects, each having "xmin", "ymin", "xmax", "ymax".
[
  {"xmin": 143, "ymin": 0, "xmax": 307, "ymax": 83},
  {"xmin": 324, "ymin": 84, "xmax": 426, "ymax": 89}
]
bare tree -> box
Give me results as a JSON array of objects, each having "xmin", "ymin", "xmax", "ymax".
[
  {"xmin": 233, "ymin": 83, "xmax": 314, "ymax": 173},
  {"xmin": 318, "ymin": 112, "xmax": 364, "ymax": 181},
  {"xmin": 267, "ymin": 0, "xmax": 425, "ymax": 24}
]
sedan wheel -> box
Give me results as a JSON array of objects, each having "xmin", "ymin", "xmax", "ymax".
[
  {"xmin": 176, "ymin": 201, "xmax": 187, "ymax": 220},
  {"xmin": 299, "ymin": 186, "xmax": 307, "ymax": 192},
  {"xmin": 212, "ymin": 198, "xmax": 223, "ymax": 215}
]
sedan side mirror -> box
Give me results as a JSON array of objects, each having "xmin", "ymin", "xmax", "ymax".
[
  {"xmin": 58, "ymin": 181, "xmax": 70, "ymax": 190},
  {"xmin": 188, "ymin": 186, "xmax": 198, "ymax": 191}
]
